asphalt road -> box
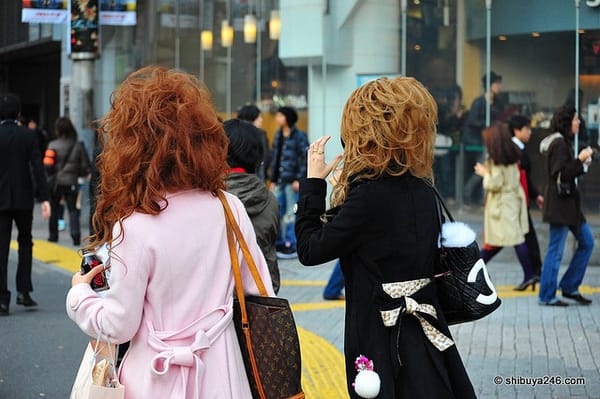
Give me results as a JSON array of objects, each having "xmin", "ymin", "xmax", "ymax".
[{"xmin": 0, "ymin": 258, "xmax": 88, "ymax": 399}]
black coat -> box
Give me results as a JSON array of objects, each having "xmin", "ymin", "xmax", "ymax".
[
  {"xmin": 518, "ymin": 146, "xmax": 540, "ymax": 201},
  {"xmin": 0, "ymin": 121, "xmax": 49, "ymax": 210},
  {"xmin": 463, "ymin": 94, "xmax": 503, "ymax": 146},
  {"xmin": 542, "ymin": 136, "xmax": 586, "ymax": 227},
  {"xmin": 296, "ymin": 174, "xmax": 476, "ymax": 399}
]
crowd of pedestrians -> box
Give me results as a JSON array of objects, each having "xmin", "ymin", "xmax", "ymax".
[{"xmin": 1, "ymin": 64, "xmax": 597, "ymax": 399}]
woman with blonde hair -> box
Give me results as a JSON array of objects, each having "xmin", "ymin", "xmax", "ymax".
[
  {"xmin": 66, "ymin": 66, "xmax": 274, "ymax": 398},
  {"xmin": 295, "ymin": 77, "xmax": 475, "ymax": 398}
]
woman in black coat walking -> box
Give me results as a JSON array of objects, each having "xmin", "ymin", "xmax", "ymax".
[
  {"xmin": 538, "ymin": 105, "xmax": 595, "ymax": 306},
  {"xmin": 295, "ymin": 77, "xmax": 476, "ymax": 398}
]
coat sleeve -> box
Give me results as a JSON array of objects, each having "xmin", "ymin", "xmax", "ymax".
[
  {"xmin": 522, "ymin": 152, "xmax": 540, "ymax": 199},
  {"xmin": 66, "ymin": 221, "xmax": 150, "ymax": 344},
  {"xmin": 295, "ymin": 178, "xmax": 369, "ymax": 266},
  {"xmin": 269, "ymin": 131, "xmax": 281, "ymax": 180},
  {"xmin": 465, "ymin": 97, "xmax": 486, "ymax": 133},
  {"xmin": 482, "ymin": 161, "xmax": 504, "ymax": 192},
  {"xmin": 526, "ymin": 171, "xmax": 539, "ymax": 200},
  {"xmin": 549, "ymin": 140, "xmax": 584, "ymax": 183}
]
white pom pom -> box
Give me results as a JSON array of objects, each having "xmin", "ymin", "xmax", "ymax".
[
  {"xmin": 354, "ymin": 370, "xmax": 381, "ymax": 398},
  {"xmin": 441, "ymin": 222, "xmax": 476, "ymax": 248}
]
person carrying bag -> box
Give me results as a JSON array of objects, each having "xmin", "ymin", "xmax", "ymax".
[{"xmin": 44, "ymin": 117, "xmax": 90, "ymax": 245}]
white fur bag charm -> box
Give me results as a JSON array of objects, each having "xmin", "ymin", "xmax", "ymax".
[{"xmin": 352, "ymin": 355, "xmax": 381, "ymax": 398}]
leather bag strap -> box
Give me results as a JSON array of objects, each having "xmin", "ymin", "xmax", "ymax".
[
  {"xmin": 217, "ymin": 190, "xmax": 268, "ymax": 296},
  {"xmin": 217, "ymin": 190, "xmax": 268, "ymax": 399},
  {"xmin": 59, "ymin": 141, "xmax": 78, "ymax": 173}
]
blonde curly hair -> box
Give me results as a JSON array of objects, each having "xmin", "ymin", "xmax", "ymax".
[{"xmin": 330, "ymin": 77, "xmax": 437, "ymax": 207}]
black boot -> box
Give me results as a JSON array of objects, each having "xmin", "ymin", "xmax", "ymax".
[
  {"xmin": 16, "ymin": 292, "xmax": 38, "ymax": 307},
  {"xmin": 72, "ymin": 234, "xmax": 81, "ymax": 246},
  {"xmin": 0, "ymin": 291, "xmax": 10, "ymax": 315}
]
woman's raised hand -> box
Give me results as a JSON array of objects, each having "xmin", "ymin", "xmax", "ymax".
[{"xmin": 307, "ymin": 136, "xmax": 343, "ymax": 179}]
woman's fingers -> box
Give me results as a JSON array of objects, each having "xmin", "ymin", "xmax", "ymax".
[
  {"xmin": 71, "ymin": 264, "xmax": 104, "ymax": 287},
  {"xmin": 307, "ymin": 136, "xmax": 342, "ymax": 179},
  {"xmin": 309, "ymin": 136, "xmax": 330, "ymax": 154}
]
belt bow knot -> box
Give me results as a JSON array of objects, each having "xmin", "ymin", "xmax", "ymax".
[
  {"xmin": 147, "ymin": 302, "xmax": 233, "ymax": 398},
  {"xmin": 151, "ymin": 329, "xmax": 212, "ymax": 374},
  {"xmin": 380, "ymin": 279, "xmax": 454, "ymax": 353}
]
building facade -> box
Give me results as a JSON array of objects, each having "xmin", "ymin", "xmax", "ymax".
[{"xmin": 1, "ymin": 0, "xmax": 599, "ymax": 209}]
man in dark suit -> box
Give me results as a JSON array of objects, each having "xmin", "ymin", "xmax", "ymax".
[
  {"xmin": 463, "ymin": 71, "xmax": 505, "ymax": 205},
  {"xmin": 0, "ymin": 93, "xmax": 51, "ymax": 315},
  {"xmin": 509, "ymin": 114, "xmax": 543, "ymax": 280}
]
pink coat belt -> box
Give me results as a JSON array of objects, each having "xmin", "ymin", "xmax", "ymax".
[{"xmin": 147, "ymin": 299, "xmax": 233, "ymax": 398}]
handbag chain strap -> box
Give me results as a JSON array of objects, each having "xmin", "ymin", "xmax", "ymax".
[{"xmin": 217, "ymin": 190, "xmax": 269, "ymax": 399}]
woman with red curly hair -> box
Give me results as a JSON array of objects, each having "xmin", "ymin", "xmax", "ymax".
[
  {"xmin": 296, "ymin": 77, "xmax": 476, "ymax": 398},
  {"xmin": 66, "ymin": 66, "xmax": 274, "ymax": 398}
]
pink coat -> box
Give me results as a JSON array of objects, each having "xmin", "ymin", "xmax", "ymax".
[{"xmin": 67, "ymin": 190, "xmax": 275, "ymax": 398}]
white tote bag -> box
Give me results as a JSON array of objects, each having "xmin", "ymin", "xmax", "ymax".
[{"xmin": 70, "ymin": 327, "xmax": 125, "ymax": 399}]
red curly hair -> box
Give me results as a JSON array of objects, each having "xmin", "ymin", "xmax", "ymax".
[{"xmin": 86, "ymin": 66, "xmax": 228, "ymax": 250}]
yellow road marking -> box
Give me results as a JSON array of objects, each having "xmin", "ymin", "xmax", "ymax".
[
  {"xmin": 16, "ymin": 239, "xmax": 600, "ymax": 398},
  {"xmin": 298, "ymin": 327, "xmax": 348, "ymax": 398},
  {"xmin": 495, "ymin": 284, "xmax": 600, "ymax": 298},
  {"xmin": 282, "ymin": 280, "xmax": 326, "ymax": 287},
  {"xmin": 292, "ymin": 301, "xmax": 346, "ymax": 312},
  {"xmin": 11, "ymin": 239, "xmax": 81, "ymax": 273}
]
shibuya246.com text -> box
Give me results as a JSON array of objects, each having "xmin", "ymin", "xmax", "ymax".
[{"xmin": 494, "ymin": 375, "xmax": 586, "ymax": 386}]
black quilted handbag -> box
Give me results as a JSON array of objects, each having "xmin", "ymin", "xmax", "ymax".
[
  {"xmin": 218, "ymin": 191, "xmax": 305, "ymax": 399},
  {"xmin": 432, "ymin": 187, "xmax": 502, "ymax": 325}
]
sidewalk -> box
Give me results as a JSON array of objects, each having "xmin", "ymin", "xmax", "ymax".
[
  {"xmin": 20, "ymin": 201, "xmax": 600, "ymax": 398},
  {"xmin": 278, "ymin": 257, "xmax": 600, "ymax": 399}
]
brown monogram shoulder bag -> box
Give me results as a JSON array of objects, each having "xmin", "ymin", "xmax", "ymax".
[{"xmin": 218, "ymin": 191, "xmax": 304, "ymax": 399}]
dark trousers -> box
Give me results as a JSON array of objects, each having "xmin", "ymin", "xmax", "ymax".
[
  {"xmin": 49, "ymin": 185, "xmax": 80, "ymax": 241},
  {"xmin": 525, "ymin": 211, "xmax": 542, "ymax": 276},
  {"xmin": 0, "ymin": 209, "xmax": 34, "ymax": 296},
  {"xmin": 481, "ymin": 241, "xmax": 534, "ymax": 283}
]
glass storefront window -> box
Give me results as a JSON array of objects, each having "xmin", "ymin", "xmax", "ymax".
[{"xmin": 145, "ymin": 0, "xmax": 307, "ymax": 119}]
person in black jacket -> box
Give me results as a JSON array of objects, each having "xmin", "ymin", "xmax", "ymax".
[
  {"xmin": 509, "ymin": 114, "xmax": 543, "ymax": 281},
  {"xmin": 268, "ymin": 106, "xmax": 308, "ymax": 258},
  {"xmin": 224, "ymin": 118, "xmax": 280, "ymax": 293},
  {"xmin": 538, "ymin": 106, "xmax": 595, "ymax": 306},
  {"xmin": 463, "ymin": 71, "xmax": 504, "ymax": 205},
  {"xmin": 0, "ymin": 94, "xmax": 51, "ymax": 314},
  {"xmin": 237, "ymin": 104, "xmax": 270, "ymax": 182},
  {"xmin": 295, "ymin": 78, "xmax": 476, "ymax": 398},
  {"xmin": 45, "ymin": 117, "xmax": 90, "ymax": 246}
]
